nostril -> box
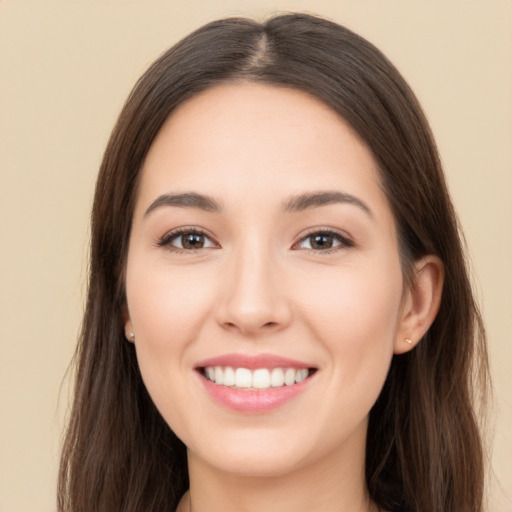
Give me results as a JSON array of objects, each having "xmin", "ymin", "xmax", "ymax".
[{"xmin": 222, "ymin": 320, "xmax": 279, "ymax": 332}]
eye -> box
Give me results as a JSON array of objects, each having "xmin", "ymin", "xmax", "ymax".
[
  {"xmin": 158, "ymin": 228, "xmax": 218, "ymax": 251},
  {"xmin": 294, "ymin": 230, "xmax": 353, "ymax": 252}
]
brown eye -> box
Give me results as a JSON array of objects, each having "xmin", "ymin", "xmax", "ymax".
[
  {"xmin": 296, "ymin": 230, "xmax": 353, "ymax": 252},
  {"xmin": 310, "ymin": 234, "xmax": 335, "ymax": 250},
  {"xmin": 159, "ymin": 229, "xmax": 217, "ymax": 251},
  {"xmin": 181, "ymin": 233, "xmax": 206, "ymax": 249}
]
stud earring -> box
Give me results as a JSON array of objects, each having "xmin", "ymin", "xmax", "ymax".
[
  {"xmin": 126, "ymin": 332, "xmax": 135, "ymax": 341},
  {"xmin": 405, "ymin": 338, "xmax": 413, "ymax": 345}
]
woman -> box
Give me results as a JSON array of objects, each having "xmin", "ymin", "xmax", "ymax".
[{"xmin": 58, "ymin": 13, "xmax": 489, "ymax": 512}]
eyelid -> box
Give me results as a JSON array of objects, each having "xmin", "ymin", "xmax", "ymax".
[
  {"xmin": 157, "ymin": 226, "xmax": 220, "ymax": 251},
  {"xmin": 292, "ymin": 227, "xmax": 354, "ymax": 253},
  {"xmin": 156, "ymin": 225, "xmax": 353, "ymax": 254}
]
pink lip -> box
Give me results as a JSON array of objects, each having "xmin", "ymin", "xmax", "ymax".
[
  {"xmin": 194, "ymin": 353, "xmax": 316, "ymax": 413},
  {"xmin": 199, "ymin": 377, "xmax": 313, "ymax": 413},
  {"xmin": 195, "ymin": 353, "xmax": 312, "ymax": 370}
]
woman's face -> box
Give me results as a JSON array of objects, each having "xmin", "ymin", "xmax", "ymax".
[{"xmin": 125, "ymin": 83, "xmax": 409, "ymax": 477}]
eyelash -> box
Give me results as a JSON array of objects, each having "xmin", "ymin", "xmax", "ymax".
[
  {"xmin": 157, "ymin": 227, "xmax": 354, "ymax": 254},
  {"xmin": 157, "ymin": 227, "xmax": 218, "ymax": 253},
  {"xmin": 293, "ymin": 228, "xmax": 354, "ymax": 254}
]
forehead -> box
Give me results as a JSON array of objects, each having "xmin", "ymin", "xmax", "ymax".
[{"xmin": 136, "ymin": 82, "xmax": 388, "ymax": 220}]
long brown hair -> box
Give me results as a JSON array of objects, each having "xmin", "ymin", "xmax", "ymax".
[{"xmin": 58, "ymin": 13, "xmax": 489, "ymax": 512}]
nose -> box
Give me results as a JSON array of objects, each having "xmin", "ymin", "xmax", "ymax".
[{"xmin": 214, "ymin": 241, "xmax": 292, "ymax": 336}]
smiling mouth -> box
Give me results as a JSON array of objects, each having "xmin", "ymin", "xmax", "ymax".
[{"xmin": 200, "ymin": 366, "xmax": 317, "ymax": 390}]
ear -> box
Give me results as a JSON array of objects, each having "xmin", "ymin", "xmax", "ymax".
[
  {"xmin": 123, "ymin": 306, "xmax": 135, "ymax": 343},
  {"xmin": 394, "ymin": 255, "xmax": 444, "ymax": 354}
]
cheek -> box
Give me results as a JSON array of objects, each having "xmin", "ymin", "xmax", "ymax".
[
  {"xmin": 124, "ymin": 260, "xmax": 216, "ymax": 403},
  {"xmin": 301, "ymin": 256, "xmax": 402, "ymax": 333},
  {"xmin": 126, "ymin": 261, "xmax": 215, "ymax": 345},
  {"xmin": 299, "ymin": 259, "xmax": 403, "ymax": 395}
]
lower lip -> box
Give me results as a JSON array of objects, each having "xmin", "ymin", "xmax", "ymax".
[{"xmin": 198, "ymin": 373, "xmax": 314, "ymax": 413}]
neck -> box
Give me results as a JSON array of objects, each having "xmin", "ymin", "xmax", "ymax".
[{"xmin": 179, "ymin": 433, "xmax": 377, "ymax": 512}]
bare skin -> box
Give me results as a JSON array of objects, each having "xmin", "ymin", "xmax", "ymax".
[{"xmin": 124, "ymin": 83, "xmax": 443, "ymax": 512}]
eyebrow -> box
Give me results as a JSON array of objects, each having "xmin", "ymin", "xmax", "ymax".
[
  {"xmin": 144, "ymin": 190, "xmax": 372, "ymax": 218},
  {"xmin": 283, "ymin": 191, "xmax": 373, "ymax": 217},
  {"xmin": 144, "ymin": 192, "xmax": 223, "ymax": 216}
]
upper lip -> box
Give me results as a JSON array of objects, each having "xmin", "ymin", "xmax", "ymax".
[{"xmin": 195, "ymin": 353, "xmax": 314, "ymax": 370}]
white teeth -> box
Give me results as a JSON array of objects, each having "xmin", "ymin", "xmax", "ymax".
[
  {"xmin": 270, "ymin": 368, "xmax": 285, "ymax": 387},
  {"xmin": 284, "ymin": 368, "xmax": 296, "ymax": 386},
  {"xmin": 295, "ymin": 368, "xmax": 308, "ymax": 383},
  {"xmin": 214, "ymin": 366, "xmax": 224, "ymax": 385},
  {"xmin": 223, "ymin": 366, "xmax": 235, "ymax": 386},
  {"xmin": 252, "ymin": 369, "xmax": 270, "ymax": 389},
  {"xmin": 235, "ymin": 368, "xmax": 252, "ymax": 388},
  {"xmin": 203, "ymin": 366, "xmax": 311, "ymax": 390}
]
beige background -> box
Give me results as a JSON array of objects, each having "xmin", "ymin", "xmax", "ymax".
[{"xmin": 0, "ymin": 1, "xmax": 510, "ymax": 511}]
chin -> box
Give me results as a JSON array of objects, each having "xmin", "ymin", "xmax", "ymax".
[
  {"xmin": 183, "ymin": 422, "xmax": 348, "ymax": 480},
  {"xmin": 194, "ymin": 446, "xmax": 308, "ymax": 478}
]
